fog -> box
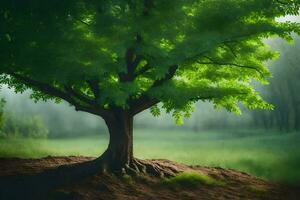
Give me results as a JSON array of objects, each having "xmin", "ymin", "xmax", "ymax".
[{"xmin": 0, "ymin": 86, "xmax": 106, "ymax": 137}]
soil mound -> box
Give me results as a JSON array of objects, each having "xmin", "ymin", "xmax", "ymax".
[{"xmin": 0, "ymin": 156, "xmax": 299, "ymax": 200}]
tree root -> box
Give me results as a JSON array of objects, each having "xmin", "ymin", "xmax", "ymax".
[
  {"xmin": 123, "ymin": 158, "xmax": 179, "ymax": 178},
  {"xmin": 52, "ymin": 156, "xmax": 180, "ymax": 179},
  {"xmin": 85, "ymin": 153, "xmax": 180, "ymax": 178}
]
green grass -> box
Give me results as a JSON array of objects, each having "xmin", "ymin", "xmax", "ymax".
[
  {"xmin": 162, "ymin": 172, "xmax": 225, "ymax": 188},
  {"xmin": 0, "ymin": 129, "xmax": 300, "ymax": 186}
]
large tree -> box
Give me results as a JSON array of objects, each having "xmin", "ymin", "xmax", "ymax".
[{"xmin": 1, "ymin": 0, "xmax": 300, "ymax": 175}]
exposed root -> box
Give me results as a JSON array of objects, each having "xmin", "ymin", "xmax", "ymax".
[
  {"xmin": 123, "ymin": 158, "xmax": 180, "ymax": 178},
  {"xmin": 49, "ymin": 156, "xmax": 180, "ymax": 180}
]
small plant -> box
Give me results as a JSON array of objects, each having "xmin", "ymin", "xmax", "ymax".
[{"xmin": 162, "ymin": 172, "xmax": 225, "ymax": 189}]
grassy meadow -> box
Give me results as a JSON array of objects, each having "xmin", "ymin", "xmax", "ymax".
[{"xmin": 0, "ymin": 129, "xmax": 300, "ymax": 186}]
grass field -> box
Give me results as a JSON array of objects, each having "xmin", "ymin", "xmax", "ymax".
[{"xmin": 0, "ymin": 129, "xmax": 300, "ymax": 186}]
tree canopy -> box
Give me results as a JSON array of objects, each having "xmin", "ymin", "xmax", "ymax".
[{"xmin": 1, "ymin": 0, "xmax": 300, "ymax": 122}]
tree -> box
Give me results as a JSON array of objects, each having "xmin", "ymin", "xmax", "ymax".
[
  {"xmin": 1, "ymin": 0, "xmax": 300, "ymax": 175},
  {"xmin": 0, "ymin": 98, "xmax": 6, "ymax": 135}
]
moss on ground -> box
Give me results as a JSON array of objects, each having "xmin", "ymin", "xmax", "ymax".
[{"xmin": 161, "ymin": 172, "xmax": 225, "ymax": 189}]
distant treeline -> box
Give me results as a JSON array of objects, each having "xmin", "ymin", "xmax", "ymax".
[
  {"xmin": 0, "ymin": 98, "xmax": 48, "ymax": 138},
  {"xmin": 0, "ymin": 93, "xmax": 106, "ymax": 138},
  {"xmin": 252, "ymin": 37, "xmax": 300, "ymax": 131}
]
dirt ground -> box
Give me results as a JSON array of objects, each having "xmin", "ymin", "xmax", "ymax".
[{"xmin": 0, "ymin": 156, "xmax": 299, "ymax": 200}]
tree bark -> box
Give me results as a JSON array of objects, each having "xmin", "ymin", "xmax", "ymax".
[{"xmin": 100, "ymin": 111, "xmax": 134, "ymax": 171}]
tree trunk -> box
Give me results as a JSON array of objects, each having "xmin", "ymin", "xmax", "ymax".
[
  {"xmin": 36, "ymin": 110, "xmax": 178, "ymax": 179},
  {"xmin": 101, "ymin": 111, "xmax": 134, "ymax": 171}
]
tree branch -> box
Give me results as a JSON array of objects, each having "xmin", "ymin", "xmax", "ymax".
[
  {"xmin": 190, "ymin": 92, "xmax": 248, "ymax": 102},
  {"xmin": 64, "ymin": 85, "xmax": 96, "ymax": 105},
  {"xmin": 134, "ymin": 63, "xmax": 152, "ymax": 77},
  {"xmin": 8, "ymin": 72, "xmax": 110, "ymax": 118},
  {"xmin": 180, "ymin": 30, "xmax": 273, "ymax": 65},
  {"xmin": 70, "ymin": 15, "xmax": 92, "ymax": 27},
  {"xmin": 130, "ymin": 96, "xmax": 159, "ymax": 115},
  {"xmin": 119, "ymin": 49, "xmax": 144, "ymax": 82},
  {"xmin": 198, "ymin": 56, "xmax": 264, "ymax": 77},
  {"xmin": 130, "ymin": 65, "xmax": 179, "ymax": 115},
  {"xmin": 222, "ymin": 43, "xmax": 237, "ymax": 58},
  {"xmin": 86, "ymin": 79, "xmax": 101, "ymax": 101},
  {"xmin": 151, "ymin": 65, "xmax": 178, "ymax": 88},
  {"xmin": 131, "ymin": 90, "xmax": 248, "ymax": 116}
]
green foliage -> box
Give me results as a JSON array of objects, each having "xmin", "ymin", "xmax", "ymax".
[
  {"xmin": 162, "ymin": 172, "xmax": 225, "ymax": 188},
  {"xmin": 0, "ymin": 0, "xmax": 300, "ymax": 122},
  {"xmin": 150, "ymin": 104, "xmax": 160, "ymax": 117}
]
